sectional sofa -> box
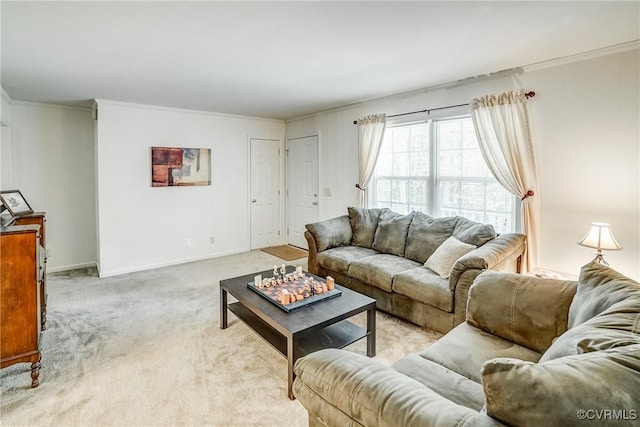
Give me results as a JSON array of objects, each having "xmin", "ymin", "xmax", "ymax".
[
  {"xmin": 293, "ymin": 261, "xmax": 640, "ymax": 426},
  {"xmin": 305, "ymin": 207, "xmax": 526, "ymax": 333}
]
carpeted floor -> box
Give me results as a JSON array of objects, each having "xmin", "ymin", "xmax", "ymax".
[{"xmin": 0, "ymin": 250, "xmax": 441, "ymax": 427}]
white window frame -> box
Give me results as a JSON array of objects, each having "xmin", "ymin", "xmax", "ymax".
[{"xmin": 369, "ymin": 113, "xmax": 521, "ymax": 234}]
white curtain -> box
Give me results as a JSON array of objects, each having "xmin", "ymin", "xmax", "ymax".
[
  {"xmin": 356, "ymin": 114, "xmax": 386, "ymax": 207},
  {"xmin": 470, "ymin": 90, "xmax": 540, "ymax": 272}
]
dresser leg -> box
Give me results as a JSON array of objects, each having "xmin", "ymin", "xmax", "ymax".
[{"xmin": 30, "ymin": 359, "xmax": 41, "ymax": 388}]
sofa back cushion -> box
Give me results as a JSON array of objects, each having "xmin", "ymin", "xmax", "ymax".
[
  {"xmin": 404, "ymin": 212, "xmax": 456, "ymax": 263},
  {"xmin": 481, "ymin": 345, "xmax": 640, "ymax": 427},
  {"xmin": 467, "ymin": 271, "xmax": 577, "ymax": 353},
  {"xmin": 569, "ymin": 261, "xmax": 640, "ymax": 328},
  {"xmin": 305, "ymin": 215, "xmax": 353, "ymax": 252},
  {"xmin": 348, "ymin": 207, "xmax": 386, "ymax": 248},
  {"xmin": 540, "ymin": 298, "xmax": 640, "ymax": 362},
  {"xmin": 372, "ymin": 210, "xmax": 414, "ymax": 256},
  {"xmin": 452, "ymin": 216, "xmax": 496, "ymax": 246}
]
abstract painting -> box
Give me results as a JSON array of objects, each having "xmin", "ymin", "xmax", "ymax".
[{"xmin": 151, "ymin": 147, "xmax": 211, "ymax": 187}]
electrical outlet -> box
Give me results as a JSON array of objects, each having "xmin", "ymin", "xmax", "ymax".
[
  {"xmin": 186, "ymin": 238, "xmax": 192, "ymax": 247},
  {"xmin": 209, "ymin": 236, "xmax": 215, "ymax": 244}
]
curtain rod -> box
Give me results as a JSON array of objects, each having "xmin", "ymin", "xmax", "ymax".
[{"xmin": 353, "ymin": 91, "xmax": 535, "ymax": 124}]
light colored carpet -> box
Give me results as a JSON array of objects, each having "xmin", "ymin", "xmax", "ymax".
[
  {"xmin": 0, "ymin": 250, "xmax": 441, "ymax": 427},
  {"xmin": 260, "ymin": 245, "xmax": 308, "ymax": 261}
]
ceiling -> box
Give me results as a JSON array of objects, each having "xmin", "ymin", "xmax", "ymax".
[{"xmin": 2, "ymin": 1, "xmax": 639, "ymax": 120}]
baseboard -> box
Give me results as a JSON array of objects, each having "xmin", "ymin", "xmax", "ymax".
[
  {"xmin": 96, "ymin": 249, "xmax": 248, "ymax": 278},
  {"xmin": 47, "ymin": 262, "xmax": 97, "ymax": 273}
]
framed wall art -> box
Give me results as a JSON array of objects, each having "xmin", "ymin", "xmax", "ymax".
[
  {"xmin": 0, "ymin": 190, "xmax": 34, "ymax": 216},
  {"xmin": 151, "ymin": 147, "xmax": 211, "ymax": 187}
]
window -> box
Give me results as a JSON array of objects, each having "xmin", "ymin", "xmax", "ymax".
[{"xmin": 371, "ymin": 116, "xmax": 517, "ymax": 234}]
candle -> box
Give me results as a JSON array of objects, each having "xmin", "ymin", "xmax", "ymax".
[{"xmin": 326, "ymin": 276, "xmax": 335, "ymax": 290}]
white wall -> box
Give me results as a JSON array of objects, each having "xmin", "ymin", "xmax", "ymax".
[
  {"xmin": 1, "ymin": 89, "xmax": 12, "ymax": 188},
  {"xmin": 286, "ymin": 47, "xmax": 640, "ymax": 280},
  {"xmin": 95, "ymin": 100, "xmax": 285, "ymax": 277},
  {"xmin": 7, "ymin": 102, "xmax": 96, "ymax": 271}
]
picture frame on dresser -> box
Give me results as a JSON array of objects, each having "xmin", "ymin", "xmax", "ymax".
[{"xmin": 0, "ymin": 189, "xmax": 34, "ymax": 216}]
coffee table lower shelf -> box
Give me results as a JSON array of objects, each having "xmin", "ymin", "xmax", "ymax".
[{"xmin": 228, "ymin": 302, "xmax": 369, "ymax": 357}]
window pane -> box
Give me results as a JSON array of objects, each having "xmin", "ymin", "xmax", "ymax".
[
  {"xmin": 393, "ymin": 152, "xmax": 410, "ymax": 176},
  {"xmin": 408, "ymin": 179, "xmax": 427, "ymax": 205},
  {"xmin": 393, "ymin": 127, "xmax": 410, "ymax": 152},
  {"xmin": 462, "ymin": 148, "xmax": 485, "ymax": 177},
  {"xmin": 438, "ymin": 120, "xmax": 462, "ymax": 150},
  {"xmin": 410, "ymin": 151, "xmax": 429, "ymax": 176},
  {"xmin": 460, "ymin": 182, "xmax": 486, "ymax": 211},
  {"xmin": 439, "ymin": 180, "xmax": 460, "ymax": 209},
  {"xmin": 376, "ymin": 179, "xmax": 391, "ymax": 203},
  {"xmin": 410, "ymin": 125, "xmax": 429, "ymax": 152},
  {"xmin": 439, "ymin": 150, "xmax": 462, "ymax": 177},
  {"xmin": 486, "ymin": 182, "xmax": 512, "ymax": 212},
  {"xmin": 391, "ymin": 179, "xmax": 407, "ymax": 203}
]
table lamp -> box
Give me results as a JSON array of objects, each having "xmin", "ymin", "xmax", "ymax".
[{"xmin": 577, "ymin": 222, "xmax": 622, "ymax": 266}]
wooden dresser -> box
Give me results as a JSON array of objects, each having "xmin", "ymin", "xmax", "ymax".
[
  {"xmin": 12, "ymin": 212, "xmax": 48, "ymax": 329},
  {"xmin": 0, "ymin": 212, "xmax": 47, "ymax": 387}
]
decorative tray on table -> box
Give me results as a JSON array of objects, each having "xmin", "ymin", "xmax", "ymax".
[{"xmin": 247, "ymin": 265, "xmax": 341, "ymax": 312}]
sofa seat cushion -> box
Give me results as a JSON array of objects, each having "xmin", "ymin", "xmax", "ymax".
[
  {"xmin": 348, "ymin": 254, "xmax": 421, "ymax": 292},
  {"xmin": 392, "ymin": 267, "xmax": 453, "ymax": 312},
  {"xmin": 404, "ymin": 212, "xmax": 457, "ymax": 263},
  {"xmin": 482, "ymin": 344, "xmax": 640, "ymax": 427},
  {"xmin": 316, "ymin": 246, "xmax": 378, "ymax": 275},
  {"xmin": 392, "ymin": 353, "xmax": 485, "ymax": 411},
  {"xmin": 569, "ymin": 261, "xmax": 640, "ymax": 328},
  {"xmin": 420, "ymin": 322, "xmax": 542, "ymax": 383}
]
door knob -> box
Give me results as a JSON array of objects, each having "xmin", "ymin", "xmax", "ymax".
[
  {"xmin": 252, "ymin": 199, "xmax": 257, "ymax": 203},
  {"xmin": 312, "ymin": 202, "xmax": 318, "ymax": 205}
]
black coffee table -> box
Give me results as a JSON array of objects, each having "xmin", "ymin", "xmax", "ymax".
[{"xmin": 220, "ymin": 265, "xmax": 376, "ymax": 399}]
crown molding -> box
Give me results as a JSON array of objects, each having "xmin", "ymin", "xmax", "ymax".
[{"xmin": 521, "ymin": 40, "xmax": 640, "ymax": 73}]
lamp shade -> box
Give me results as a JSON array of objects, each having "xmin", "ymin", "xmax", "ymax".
[{"xmin": 577, "ymin": 222, "xmax": 622, "ymax": 250}]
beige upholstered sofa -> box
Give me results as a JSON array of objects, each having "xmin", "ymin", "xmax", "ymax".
[
  {"xmin": 293, "ymin": 262, "xmax": 640, "ymax": 427},
  {"xmin": 305, "ymin": 207, "xmax": 525, "ymax": 333}
]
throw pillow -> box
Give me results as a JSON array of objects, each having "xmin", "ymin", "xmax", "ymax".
[
  {"xmin": 568, "ymin": 261, "xmax": 640, "ymax": 328},
  {"xmin": 452, "ymin": 216, "xmax": 496, "ymax": 246},
  {"xmin": 348, "ymin": 207, "xmax": 386, "ymax": 248},
  {"xmin": 371, "ymin": 210, "xmax": 414, "ymax": 256},
  {"xmin": 481, "ymin": 345, "xmax": 640, "ymax": 427},
  {"xmin": 404, "ymin": 212, "xmax": 457, "ymax": 263},
  {"xmin": 424, "ymin": 236, "xmax": 475, "ymax": 279}
]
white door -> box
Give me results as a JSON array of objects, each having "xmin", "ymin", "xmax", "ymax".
[
  {"xmin": 287, "ymin": 136, "xmax": 319, "ymax": 249},
  {"xmin": 250, "ymin": 138, "xmax": 280, "ymax": 249}
]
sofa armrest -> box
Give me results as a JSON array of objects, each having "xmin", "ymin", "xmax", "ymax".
[
  {"xmin": 449, "ymin": 233, "xmax": 525, "ymax": 290},
  {"xmin": 305, "ymin": 215, "xmax": 352, "ymax": 275},
  {"xmin": 467, "ymin": 271, "xmax": 578, "ymax": 353},
  {"xmin": 293, "ymin": 349, "xmax": 505, "ymax": 427}
]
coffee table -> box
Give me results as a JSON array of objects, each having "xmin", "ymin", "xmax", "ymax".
[{"xmin": 220, "ymin": 265, "xmax": 376, "ymax": 399}]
